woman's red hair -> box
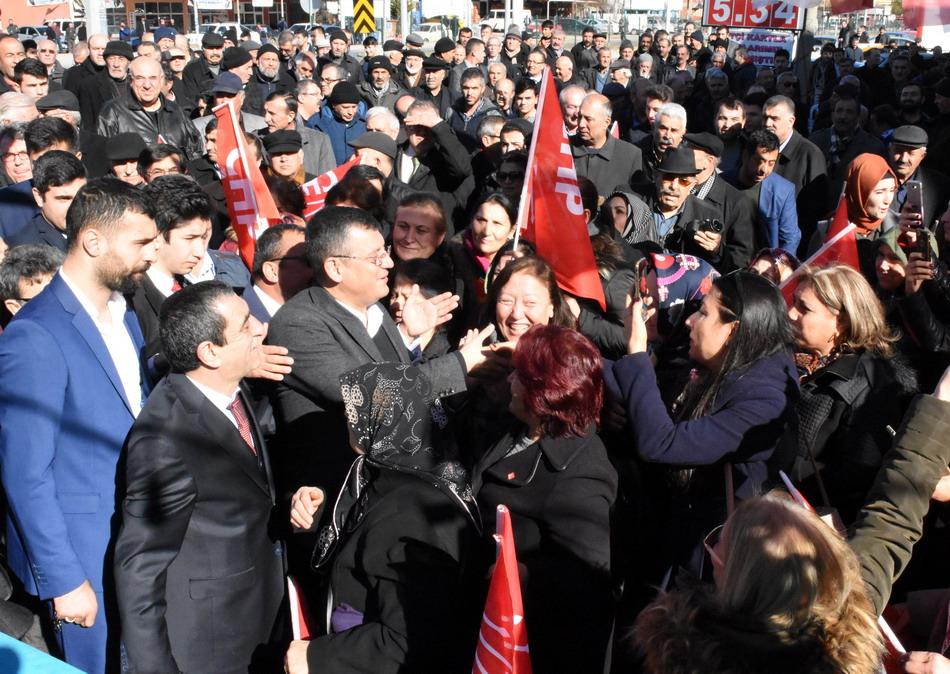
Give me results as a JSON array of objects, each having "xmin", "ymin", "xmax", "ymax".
[{"xmin": 512, "ymin": 325, "xmax": 603, "ymax": 438}]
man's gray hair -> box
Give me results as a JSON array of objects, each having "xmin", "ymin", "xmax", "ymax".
[
  {"xmin": 656, "ymin": 102, "xmax": 687, "ymax": 127},
  {"xmin": 364, "ymin": 106, "xmax": 400, "ymax": 134},
  {"xmin": 763, "ymin": 94, "xmax": 795, "ymax": 115}
]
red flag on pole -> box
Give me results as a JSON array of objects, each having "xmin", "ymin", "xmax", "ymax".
[
  {"xmin": 473, "ymin": 505, "xmax": 531, "ymax": 674},
  {"xmin": 287, "ymin": 576, "xmax": 315, "ymax": 641},
  {"xmin": 824, "ymin": 192, "xmax": 852, "ymax": 241},
  {"xmin": 213, "ymin": 100, "xmax": 281, "ymax": 269},
  {"xmin": 516, "ymin": 67, "xmax": 606, "ymax": 311},
  {"xmin": 779, "ymin": 223, "xmax": 859, "ymax": 305},
  {"xmin": 301, "ymin": 156, "xmax": 359, "ymax": 220}
]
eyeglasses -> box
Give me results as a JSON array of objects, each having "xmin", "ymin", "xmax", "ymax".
[
  {"xmin": 332, "ymin": 245, "xmax": 392, "ymax": 267},
  {"xmin": 703, "ymin": 524, "xmax": 725, "ymax": 568},
  {"xmin": 2, "ymin": 151, "xmax": 29, "ymax": 163},
  {"xmin": 320, "ymin": 77, "xmax": 341, "ymax": 84},
  {"xmin": 495, "ymin": 171, "xmax": 525, "ymax": 182},
  {"xmin": 146, "ymin": 167, "xmax": 181, "ymax": 178}
]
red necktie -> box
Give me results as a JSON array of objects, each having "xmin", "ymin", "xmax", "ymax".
[
  {"xmin": 227, "ymin": 396, "xmax": 257, "ymax": 456},
  {"xmin": 171, "ymin": 278, "xmax": 182, "ymax": 293}
]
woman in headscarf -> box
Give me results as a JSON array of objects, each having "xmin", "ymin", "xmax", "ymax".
[{"xmin": 285, "ymin": 363, "xmax": 482, "ymax": 674}]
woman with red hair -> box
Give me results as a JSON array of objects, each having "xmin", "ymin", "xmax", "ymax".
[{"xmin": 471, "ymin": 324, "xmax": 618, "ymax": 674}]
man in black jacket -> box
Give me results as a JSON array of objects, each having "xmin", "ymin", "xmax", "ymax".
[
  {"xmin": 412, "ymin": 56, "xmax": 453, "ymax": 118},
  {"xmin": 115, "ymin": 281, "xmax": 284, "ymax": 674},
  {"xmin": 62, "ymin": 34, "xmax": 106, "ymax": 96},
  {"xmin": 180, "ymin": 31, "xmax": 224, "ymax": 115},
  {"xmin": 318, "ymin": 29, "xmax": 363, "ymax": 84},
  {"xmin": 97, "ymin": 56, "xmax": 202, "ymax": 160},
  {"xmin": 887, "ymin": 125, "xmax": 950, "ymax": 229},
  {"xmin": 684, "ymin": 131, "xmax": 755, "ymax": 271},
  {"xmin": 77, "ymin": 40, "xmax": 132, "ymax": 132}
]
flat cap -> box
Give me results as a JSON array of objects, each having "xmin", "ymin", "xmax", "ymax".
[
  {"xmin": 104, "ymin": 40, "xmax": 134, "ymax": 60},
  {"xmin": 210, "ymin": 71, "xmax": 243, "ymax": 95},
  {"xmin": 890, "ymin": 125, "xmax": 928, "ymax": 147},
  {"xmin": 106, "ymin": 132, "xmax": 147, "ymax": 161},
  {"xmin": 594, "ymin": 31, "xmax": 607, "ymax": 39},
  {"xmin": 434, "ymin": 37, "xmax": 456, "ymax": 54},
  {"xmin": 36, "ymin": 89, "xmax": 79, "ymax": 111},
  {"xmin": 382, "ymin": 39, "xmax": 403, "ymax": 52},
  {"xmin": 263, "ymin": 130, "xmax": 303, "ymax": 154},
  {"xmin": 403, "ymin": 48, "xmax": 425, "ymax": 59},
  {"xmin": 422, "ymin": 56, "xmax": 451, "ymax": 71},
  {"xmin": 684, "ymin": 132, "xmax": 723, "ymax": 158},
  {"xmin": 241, "ymin": 39, "xmax": 261, "ymax": 51},
  {"xmin": 406, "ymin": 32, "xmax": 425, "ymax": 47},
  {"xmin": 347, "ymin": 131, "xmax": 398, "ymax": 159},
  {"xmin": 690, "ymin": 29, "xmax": 705, "ymax": 43},
  {"xmin": 202, "ymin": 31, "xmax": 225, "ymax": 48},
  {"xmin": 505, "ymin": 31, "xmax": 522, "ymax": 41},
  {"xmin": 609, "ymin": 59, "xmax": 631, "ymax": 71}
]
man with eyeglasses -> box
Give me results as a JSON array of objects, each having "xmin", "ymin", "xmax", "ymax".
[
  {"xmin": 97, "ymin": 56, "xmax": 202, "ymax": 161},
  {"xmin": 137, "ymin": 143, "xmax": 184, "ymax": 183},
  {"xmin": 267, "ymin": 204, "xmax": 494, "ymax": 502},
  {"xmin": 0, "ymin": 243, "xmax": 62, "ymax": 329},
  {"xmin": 36, "ymin": 39, "xmax": 65, "ymax": 87},
  {"xmin": 522, "ymin": 49, "xmax": 546, "ymax": 85},
  {"xmin": 295, "ymin": 78, "xmax": 322, "ymax": 127},
  {"xmin": 244, "ymin": 223, "xmax": 312, "ymax": 323}
]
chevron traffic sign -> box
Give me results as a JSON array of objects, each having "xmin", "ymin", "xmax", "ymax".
[{"xmin": 353, "ymin": 0, "xmax": 375, "ymax": 33}]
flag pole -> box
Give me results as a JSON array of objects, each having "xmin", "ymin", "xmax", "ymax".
[{"xmin": 512, "ymin": 66, "xmax": 548, "ymax": 251}]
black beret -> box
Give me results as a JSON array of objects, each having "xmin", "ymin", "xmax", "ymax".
[
  {"xmin": 403, "ymin": 48, "xmax": 425, "ymax": 59},
  {"xmin": 382, "ymin": 39, "xmax": 403, "ymax": 51},
  {"xmin": 106, "ymin": 132, "xmax": 147, "ymax": 161}
]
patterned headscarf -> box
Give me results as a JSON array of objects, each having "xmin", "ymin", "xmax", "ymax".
[
  {"xmin": 340, "ymin": 362, "xmax": 473, "ymax": 501},
  {"xmin": 649, "ymin": 253, "xmax": 719, "ymax": 337}
]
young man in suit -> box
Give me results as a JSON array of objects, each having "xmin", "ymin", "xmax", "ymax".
[
  {"xmin": 115, "ymin": 281, "xmax": 286, "ymax": 674},
  {"xmin": 0, "ymin": 178, "xmax": 157, "ymax": 673}
]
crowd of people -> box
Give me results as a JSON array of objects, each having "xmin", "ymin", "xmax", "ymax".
[{"xmin": 2, "ymin": 13, "xmax": 950, "ymax": 674}]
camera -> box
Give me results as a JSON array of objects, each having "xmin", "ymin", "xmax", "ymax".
[{"xmin": 685, "ymin": 218, "xmax": 724, "ymax": 235}]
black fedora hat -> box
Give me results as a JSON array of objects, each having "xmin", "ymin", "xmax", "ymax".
[{"xmin": 656, "ymin": 146, "xmax": 700, "ymax": 176}]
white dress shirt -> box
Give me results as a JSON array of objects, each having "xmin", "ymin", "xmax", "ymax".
[
  {"xmin": 186, "ymin": 375, "xmax": 241, "ymax": 430},
  {"xmin": 146, "ymin": 267, "xmax": 176, "ymax": 298},
  {"xmin": 252, "ymin": 284, "xmax": 282, "ymax": 319},
  {"xmin": 60, "ymin": 271, "xmax": 144, "ymax": 417}
]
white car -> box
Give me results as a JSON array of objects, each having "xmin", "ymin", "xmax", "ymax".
[
  {"xmin": 414, "ymin": 23, "xmax": 449, "ymax": 48},
  {"xmin": 187, "ymin": 23, "xmax": 261, "ymax": 51},
  {"xmin": 586, "ymin": 18, "xmax": 619, "ymax": 35}
]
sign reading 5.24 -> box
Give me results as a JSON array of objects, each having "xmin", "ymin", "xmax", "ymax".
[{"xmin": 703, "ymin": 0, "xmax": 803, "ymax": 31}]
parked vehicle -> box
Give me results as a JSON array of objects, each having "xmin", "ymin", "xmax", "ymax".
[
  {"xmin": 414, "ymin": 22, "xmax": 450, "ymax": 48},
  {"xmin": 485, "ymin": 9, "xmax": 534, "ymax": 32}
]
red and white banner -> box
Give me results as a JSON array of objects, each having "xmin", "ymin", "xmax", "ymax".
[
  {"xmin": 473, "ymin": 505, "xmax": 531, "ymax": 674},
  {"xmin": 516, "ymin": 67, "xmax": 606, "ymax": 311},
  {"xmin": 301, "ymin": 156, "xmax": 359, "ymax": 221},
  {"xmin": 703, "ymin": 0, "xmax": 804, "ymax": 31},
  {"xmin": 213, "ymin": 100, "xmax": 281, "ymax": 269}
]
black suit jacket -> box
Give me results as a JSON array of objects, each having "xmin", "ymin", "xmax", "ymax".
[
  {"xmin": 114, "ymin": 374, "xmax": 284, "ymax": 674},
  {"xmin": 774, "ymin": 131, "xmax": 830, "ymax": 251},
  {"xmin": 890, "ymin": 166, "xmax": 950, "ymax": 230},
  {"xmin": 267, "ymin": 286, "xmax": 469, "ymax": 497},
  {"xmin": 4, "ymin": 213, "xmax": 67, "ymax": 252}
]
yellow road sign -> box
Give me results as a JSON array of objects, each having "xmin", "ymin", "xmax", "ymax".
[{"xmin": 353, "ymin": 0, "xmax": 375, "ymax": 33}]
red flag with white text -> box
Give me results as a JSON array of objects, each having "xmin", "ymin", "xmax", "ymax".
[
  {"xmin": 473, "ymin": 505, "xmax": 531, "ymax": 674},
  {"xmin": 301, "ymin": 156, "xmax": 359, "ymax": 220},
  {"xmin": 779, "ymin": 223, "xmax": 859, "ymax": 306},
  {"xmin": 517, "ymin": 67, "xmax": 606, "ymax": 310},
  {"xmin": 213, "ymin": 101, "xmax": 281, "ymax": 269}
]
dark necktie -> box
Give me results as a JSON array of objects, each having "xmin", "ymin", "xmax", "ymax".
[{"xmin": 227, "ymin": 396, "xmax": 257, "ymax": 456}]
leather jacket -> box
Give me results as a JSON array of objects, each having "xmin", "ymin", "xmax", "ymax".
[{"xmin": 96, "ymin": 94, "xmax": 203, "ymax": 160}]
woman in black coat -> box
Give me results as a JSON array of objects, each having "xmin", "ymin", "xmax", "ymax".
[
  {"xmin": 285, "ymin": 363, "xmax": 482, "ymax": 674},
  {"xmin": 786, "ymin": 264, "xmax": 917, "ymax": 524},
  {"xmin": 470, "ymin": 324, "xmax": 617, "ymax": 674}
]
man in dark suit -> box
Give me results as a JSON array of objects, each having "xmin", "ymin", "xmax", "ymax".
[
  {"xmin": 570, "ymin": 92, "xmax": 643, "ymax": 199},
  {"xmin": 245, "ymin": 223, "xmax": 312, "ymax": 323},
  {"xmin": 763, "ymin": 94, "xmax": 829, "ymax": 252},
  {"xmin": 115, "ymin": 281, "xmax": 285, "ymax": 674},
  {"xmin": 77, "ymin": 40, "xmax": 132, "ymax": 132},
  {"xmin": 267, "ymin": 206, "xmax": 493, "ymax": 500},
  {"xmin": 4, "ymin": 150, "xmax": 86, "ymax": 253},
  {"xmin": 684, "ymin": 132, "xmax": 756, "ymax": 271},
  {"xmin": 0, "ymin": 178, "xmax": 157, "ymax": 674}
]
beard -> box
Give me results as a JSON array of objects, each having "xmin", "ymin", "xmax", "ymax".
[{"xmin": 99, "ymin": 256, "xmax": 149, "ymax": 294}]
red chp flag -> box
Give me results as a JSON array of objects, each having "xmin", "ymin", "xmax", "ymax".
[
  {"xmin": 517, "ymin": 67, "xmax": 606, "ymax": 311},
  {"xmin": 473, "ymin": 505, "xmax": 531, "ymax": 674},
  {"xmin": 301, "ymin": 156, "xmax": 359, "ymax": 220},
  {"xmin": 213, "ymin": 101, "xmax": 281, "ymax": 268},
  {"xmin": 779, "ymin": 198, "xmax": 859, "ymax": 306}
]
